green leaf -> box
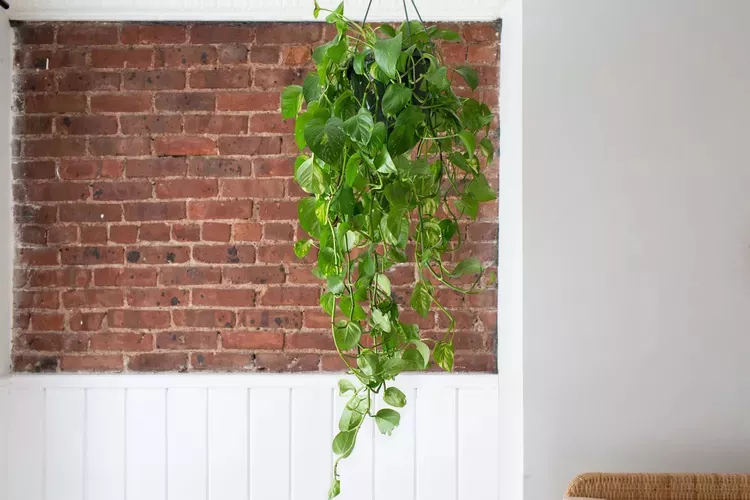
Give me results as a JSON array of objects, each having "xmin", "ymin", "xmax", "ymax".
[
  {"xmin": 457, "ymin": 130, "xmax": 476, "ymax": 159},
  {"xmin": 384, "ymin": 182, "xmax": 411, "ymax": 209},
  {"xmin": 294, "ymin": 156, "xmax": 325, "ymax": 195},
  {"xmin": 371, "ymin": 308, "xmax": 391, "ymax": 333},
  {"xmin": 332, "ymin": 186, "xmax": 355, "ymax": 217},
  {"xmin": 357, "ymin": 350, "xmax": 381, "ymax": 377},
  {"xmin": 433, "ymin": 341, "xmax": 455, "ymax": 372},
  {"xmin": 432, "ymin": 28, "xmax": 461, "ymax": 41},
  {"xmin": 377, "ymin": 24, "xmax": 397, "ymax": 38},
  {"xmin": 327, "ymin": 35, "xmax": 349, "ymax": 64},
  {"xmin": 281, "ymin": 85, "xmax": 303, "ymax": 119},
  {"xmin": 467, "ymin": 173, "xmax": 496, "ymax": 202},
  {"xmin": 339, "ymin": 404, "xmax": 364, "ymax": 432},
  {"xmin": 317, "ymin": 246, "xmax": 337, "ymax": 276},
  {"xmin": 374, "ymin": 32, "xmax": 402, "ymax": 78},
  {"xmin": 305, "ymin": 117, "xmax": 346, "ymax": 164},
  {"xmin": 334, "ymin": 321, "xmax": 362, "ymax": 351},
  {"xmin": 338, "ymin": 379, "xmax": 356, "ymax": 395},
  {"xmin": 480, "ymin": 137, "xmax": 495, "ymax": 164},
  {"xmin": 427, "ymin": 66, "xmax": 449, "ymax": 90},
  {"xmin": 411, "ymin": 339, "xmax": 431, "ymax": 369},
  {"xmin": 340, "ymin": 295, "xmax": 367, "ymax": 321},
  {"xmin": 327, "ymin": 275, "xmax": 345, "ymax": 295},
  {"xmin": 383, "ymin": 387, "xmax": 407, "ymax": 408},
  {"xmin": 374, "ymin": 147, "xmax": 396, "ymax": 174},
  {"xmin": 313, "ymin": 0, "xmax": 321, "ymax": 18},
  {"xmin": 345, "ymin": 154, "xmax": 365, "ymax": 189},
  {"xmin": 293, "ymin": 239, "xmax": 313, "ymax": 258},
  {"xmin": 455, "ymin": 65, "xmax": 479, "ymax": 91},
  {"xmin": 298, "ymin": 197, "xmax": 321, "ymax": 238},
  {"xmin": 382, "ymin": 210, "xmax": 405, "ymax": 246},
  {"xmin": 361, "ymin": 251, "xmax": 377, "ymax": 277},
  {"xmin": 353, "ymin": 51, "xmax": 367, "ymax": 75},
  {"xmin": 343, "ymin": 108, "xmax": 374, "ymax": 145},
  {"xmin": 325, "ymin": 1, "xmax": 344, "ymax": 22},
  {"xmin": 410, "ymin": 281, "xmax": 433, "ymax": 317},
  {"xmin": 328, "ymin": 479, "xmax": 341, "ymax": 500},
  {"xmin": 375, "ymin": 408, "xmax": 401, "ymax": 436},
  {"xmin": 382, "ymin": 84, "xmax": 412, "ymax": 116},
  {"xmin": 332, "ymin": 430, "xmax": 356, "ymax": 456},
  {"xmin": 374, "ymin": 274, "xmax": 392, "ymax": 298},
  {"xmin": 294, "ymin": 110, "xmax": 313, "ymax": 150},
  {"xmin": 369, "ymin": 121, "xmax": 386, "ymax": 154},
  {"xmin": 451, "ymin": 257, "xmax": 482, "ymax": 277},
  {"xmin": 302, "ymin": 73, "xmax": 322, "ymax": 103},
  {"xmin": 320, "ymin": 291, "xmax": 335, "ymax": 315}
]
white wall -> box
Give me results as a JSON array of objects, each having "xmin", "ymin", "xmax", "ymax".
[
  {"xmin": 0, "ymin": 11, "xmax": 11, "ymax": 376},
  {"xmin": 523, "ymin": 1, "xmax": 750, "ymax": 499}
]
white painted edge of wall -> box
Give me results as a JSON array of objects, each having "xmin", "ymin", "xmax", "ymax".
[
  {"xmin": 0, "ymin": 12, "xmax": 11, "ymax": 377},
  {"xmin": 10, "ymin": 372, "xmax": 498, "ymax": 389},
  {"xmin": 8, "ymin": 0, "xmax": 506, "ymax": 22}
]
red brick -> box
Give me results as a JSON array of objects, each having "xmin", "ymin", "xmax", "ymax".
[
  {"xmin": 172, "ymin": 223, "xmax": 200, "ymax": 242},
  {"xmin": 17, "ymin": 73, "xmax": 54, "ymax": 93},
  {"xmin": 124, "ymin": 70, "xmax": 186, "ymax": 90},
  {"xmin": 303, "ymin": 309, "xmax": 335, "ymax": 329},
  {"xmin": 218, "ymin": 45, "xmax": 248, "ymax": 64},
  {"xmin": 190, "ymin": 69, "xmax": 250, "ymax": 89},
  {"xmin": 192, "ymin": 352, "xmax": 254, "ymax": 371},
  {"xmin": 20, "ymin": 225, "xmax": 47, "ymax": 244},
  {"xmin": 60, "ymin": 203, "xmax": 122, "ymax": 222},
  {"xmin": 29, "ymin": 268, "xmax": 90, "ymax": 288},
  {"xmin": 156, "ymin": 331, "xmax": 218, "ymax": 350},
  {"xmin": 454, "ymin": 353, "xmax": 496, "ymax": 372},
  {"xmin": 61, "ymin": 355, "xmax": 124, "ymax": 372},
  {"xmin": 26, "ymin": 182, "xmax": 89, "ymax": 202},
  {"xmin": 15, "ymin": 205, "xmax": 57, "ymax": 225},
  {"xmin": 154, "ymin": 92, "xmax": 215, "ymax": 111},
  {"xmin": 80, "ymin": 225, "xmax": 108, "ymax": 244},
  {"xmin": 138, "ymin": 223, "xmax": 170, "ymax": 241},
  {"xmin": 321, "ymin": 354, "xmax": 346, "ymax": 371},
  {"xmin": 255, "ymin": 24, "xmax": 322, "ymax": 44},
  {"xmin": 201, "ymin": 222, "xmax": 230, "ymax": 242},
  {"xmin": 238, "ymin": 310, "xmax": 301, "ymax": 329},
  {"xmin": 91, "ymin": 94, "xmax": 153, "ymax": 113},
  {"xmin": 125, "ymin": 245, "xmax": 189, "ymax": 264},
  {"xmin": 15, "ymin": 291, "xmax": 59, "ymax": 309},
  {"xmin": 257, "ymin": 243, "xmax": 316, "ymax": 264},
  {"xmin": 258, "ymin": 201, "xmax": 298, "ymax": 221},
  {"xmin": 60, "ymin": 246, "xmax": 124, "ymax": 265},
  {"xmin": 216, "ymin": 91, "xmax": 279, "ymax": 111},
  {"xmin": 222, "ymin": 331, "xmax": 284, "ymax": 350},
  {"xmin": 189, "ymin": 157, "xmax": 253, "ymax": 177},
  {"xmin": 254, "ymin": 352, "xmax": 319, "ymax": 372},
  {"xmin": 56, "ymin": 116, "xmax": 118, "ymax": 136},
  {"xmin": 69, "ymin": 312, "xmax": 105, "ymax": 331},
  {"xmin": 184, "ymin": 115, "xmax": 247, "ymax": 134},
  {"xmin": 260, "ymin": 286, "xmax": 319, "ymax": 306},
  {"xmin": 173, "ymin": 309, "xmax": 236, "ymax": 328},
  {"xmin": 222, "ymin": 266, "xmax": 285, "ymax": 285},
  {"xmin": 30, "ymin": 313, "xmax": 65, "ymax": 331},
  {"xmin": 14, "ymin": 354, "xmax": 59, "ymax": 372},
  {"xmin": 249, "ymin": 45, "xmax": 279, "ymax": 64},
  {"xmin": 263, "ymin": 223, "xmax": 294, "ymax": 241},
  {"xmin": 110, "ymin": 225, "xmax": 139, "ymax": 243},
  {"xmin": 121, "ymin": 115, "xmax": 183, "ymax": 134},
  {"xmin": 57, "ymin": 25, "xmax": 119, "ymax": 45},
  {"xmin": 90, "ymin": 137, "xmax": 151, "ymax": 157},
  {"xmin": 60, "ymin": 159, "xmax": 123, "ymax": 180},
  {"xmin": 254, "ymin": 68, "xmax": 305, "ymax": 90},
  {"xmin": 155, "ymin": 179, "xmax": 218, "ymax": 199},
  {"xmin": 127, "ymin": 288, "xmax": 189, "ymax": 307},
  {"xmin": 94, "ymin": 267, "xmax": 157, "ymax": 286},
  {"xmin": 126, "ymin": 158, "xmax": 187, "ymax": 178},
  {"xmin": 192, "ymin": 289, "xmax": 255, "ymax": 307},
  {"xmin": 442, "ymin": 44, "xmax": 467, "ymax": 64},
  {"xmin": 281, "ymin": 46, "xmax": 312, "ymax": 66},
  {"xmin": 26, "ymin": 94, "xmax": 87, "ymax": 113},
  {"xmin": 190, "ymin": 25, "xmax": 253, "ymax": 43},
  {"xmin": 46, "ymin": 226, "xmax": 78, "ymax": 244},
  {"xmin": 124, "ymin": 201, "xmax": 185, "ymax": 221},
  {"xmin": 108, "ymin": 309, "xmax": 171, "ymax": 329},
  {"xmin": 462, "ymin": 24, "xmax": 499, "ymax": 43},
  {"xmin": 127, "ymin": 352, "xmax": 188, "ymax": 372},
  {"xmin": 193, "ymin": 244, "xmax": 255, "ymax": 264},
  {"xmin": 250, "ymin": 114, "xmax": 294, "ymax": 134},
  {"xmin": 286, "ymin": 331, "xmax": 335, "ymax": 351},
  {"xmin": 22, "ymin": 49, "xmax": 87, "ymax": 69},
  {"xmin": 157, "ymin": 46, "xmax": 218, "ymax": 67},
  {"xmin": 91, "ymin": 333, "xmax": 153, "ymax": 352},
  {"xmin": 467, "ymin": 44, "xmax": 499, "ymax": 64},
  {"xmin": 14, "ymin": 116, "xmax": 53, "ymax": 135},
  {"xmin": 121, "ymin": 24, "xmax": 187, "ymax": 44},
  {"xmin": 188, "ymin": 200, "xmax": 252, "ymax": 220},
  {"xmin": 217, "ymin": 136, "xmax": 281, "ymax": 155},
  {"xmin": 154, "ymin": 136, "xmax": 216, "ymax": 156},
  {"xmin": 13, "ymin": 161, "xmax": 56, "ymax": 179},
  {"xmin": 62, "ymin": 289, "xmax": 124, "ymax": 308},
  {"xmin": 253, "ymin": 157, "xmax": 294, "ymax": 177},
  {"xmin": 58, "ymin": 71, "xmax": 120, "ymax": 91},
  {"xmin": 159, "ymin": 267, "xmax": 221, "ymax": 286},
  {"xmin": 16, "ymin": 24, "xmax": 55, "ymax": 44},
  {"xmin": 233, "ymin": 223, "xmax": 262, "ymax": 241},
  {"xmin": 92, "ymin": 181, "xmax": 151, "ymax": 201},
  {"xmin": 91, "ymin": 48, "xmax": 154, "ymax": 68},
  {"xmin": 24, "ymin": 138, "xmax": 86, "ymax": 158}
]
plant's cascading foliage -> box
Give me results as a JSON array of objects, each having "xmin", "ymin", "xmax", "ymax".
[{"xmin": 280, "ymin": 2, "xmax": 497, "ymax": 497}]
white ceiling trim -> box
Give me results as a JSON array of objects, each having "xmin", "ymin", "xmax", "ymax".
[{"xmin": 8, "ymin": 0, "xmax": 506, "ymax": 22}]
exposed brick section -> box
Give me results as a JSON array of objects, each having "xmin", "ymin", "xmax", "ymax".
[{"xmin": 12, "ymin": 21, "xmax": 499, "ymax": 373}]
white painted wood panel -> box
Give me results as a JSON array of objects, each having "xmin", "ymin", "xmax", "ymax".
[
  {"xmin": 4, "ymin": 374, "xmax": 499, "ymax": 500},
  {"xmin": 0, "ymin": 383, "xmax": 9, "ymax": 500},
  {"xmin": 86, "ymin": 388, "xmax": 126, "ymax": 500}
]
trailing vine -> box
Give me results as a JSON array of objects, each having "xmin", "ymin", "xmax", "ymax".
[{"xmin": 280, "ymin": 2, "xmax": 497, "ymax": 497}]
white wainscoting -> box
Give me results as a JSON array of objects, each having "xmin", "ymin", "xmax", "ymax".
[{"xmin": 0, "ymin": 374, "xmax": 500, "ymax": 500}]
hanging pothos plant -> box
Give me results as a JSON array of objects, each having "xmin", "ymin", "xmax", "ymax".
[{"xmin": 281, "ymin": 1, "xmax": 497, "ymax": 497}]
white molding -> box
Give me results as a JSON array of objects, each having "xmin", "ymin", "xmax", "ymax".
[
  {"xmin": 8, "ymin": 0, "xmax": 505, "ymax": 22},
  {"xmin": 10, "ymin": 372, "xmax": 498, "ymax": 389}
]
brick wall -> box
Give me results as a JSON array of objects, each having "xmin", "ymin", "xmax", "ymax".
[{"xmin": 11, "ymin": 21, "xmax": 500, "ymax": 373}]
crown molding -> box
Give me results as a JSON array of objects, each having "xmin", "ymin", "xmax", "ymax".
[{"xmin": 8, "ymin": 0, "xmax": 505, "ymax": 22}]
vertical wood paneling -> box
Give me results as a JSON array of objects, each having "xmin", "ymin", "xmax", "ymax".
[
  {"xmin": 334, "ymin": 388, "xmax": 374, "ymax": 500},
  {"xmin": 127, "ymin": 388, "xmax": 167, "ymax": 500},
  {"xmin": 374, "ymin": 388, "xmax": 417, "ymax": 500},
  {"xmin": 86, "ymin": 388, "xmax": 125, "ymax": 500},
  {"xmin": 45, "ymin": 388, "xmax": 85, "ymax": 500},
  {"xmin": 9, "ymin": 388, "xmax": 44, "ymax": 500},
  {"xmin": 0, "ymin": 385, "xmax": 9, "ymax": 500},
  {"xmin": 207, "ymin": 388, "xmax": 248, "ymax": 500},
  {"xmin": 290, "ymin": 387, "xmax": 333, "ymax": 500},
  {"xmin": 457, "ymin": 388, "xmax": 499, "ymax": 500},
  {"xmin": 249, "ymin": 388, "xmax": 290, "ymax": 500},
  {"xmin": 416, "ymin": 387, "xmax": 458, "ymax": 500},
  {"xmin": 167, "ymin": 388, "xmax": 208, "ymax": 500}
]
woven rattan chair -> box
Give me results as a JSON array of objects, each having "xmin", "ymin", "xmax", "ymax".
[{"xmin": 565, "ymin": 473, "xmax": 750, "ymax": 500}]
